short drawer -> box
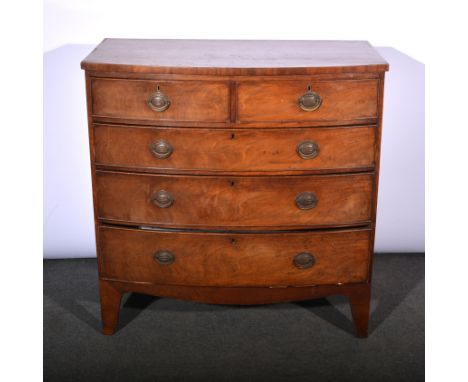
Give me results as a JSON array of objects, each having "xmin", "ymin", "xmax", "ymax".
[
  {"xmin": 94, "ymin": 124, "xmax": 376, "ymax": 173},
  {"xmin": 99, "ymin": 226, "xmax": 371, "ymax": 287},
  {"xmin": 96, "ymin": 171, "xmax": 373, "ymax": 229},
  {"xmin": 237, "ymin": 79, "xmax": 378, "ymax": 124},
  {"xmin": 91, "ymin": 78, "xmax": 230, "ymax": 123}
]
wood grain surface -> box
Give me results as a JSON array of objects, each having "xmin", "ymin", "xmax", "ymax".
[
  {"xmin": 237, "ymin": 79, "xmax": 378, "ymax": 123},
  {"xmin": 81, "ymin": 39, "xmax": 388, "ymax": 337},
  {"xmin": 99, "ymin": 226, "xmax": 371, "ymax": 287},
  {"xmin": 93, "ymin": 124, "xmax": 376, "ymax": 173},
  {"xmin": 81, "ymin": 39, "xmax": 389, "ymax": 75},
  {"xmin": 96, "ymin": 171, "xmax": 374, "ymax": 229},
  {"xmin": 92, "ymin": 78, "xmax": 230, "ymax": 123}
]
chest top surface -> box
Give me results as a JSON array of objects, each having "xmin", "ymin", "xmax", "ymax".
[{"xmin": 81, "ymin": 39, "xmax": 388, "ymax": 76}]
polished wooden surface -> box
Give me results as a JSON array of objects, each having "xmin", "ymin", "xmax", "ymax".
[
  {"xmin": 81, "ymin": 39, "xmax": 389, "ymax": 75},
  {"xmin": 96, "ymin": 171, "xmax": 373, "ymax": 229},
  {"xmin": 100, "ymin": 226, "xmax": 371, "ymax": 286},
  {"xmin": 92, "ymin": 78, "xmax": 230, "ymax": 123},
  {"xmin": 90, "ymin": 76, "xmax": 379, "ymax": 128},
  {"xmin": 237, "ymin": 79, "xmax": 378, "ymax": 123},
  {"xmin": 82, "ymin": 39, "xmax": 388, "ymax": 337},
  {"xmin": 94, "ymin": 124, "xmax": 376, "ymax": 173}
]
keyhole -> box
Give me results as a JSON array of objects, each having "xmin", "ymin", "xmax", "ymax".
[
  {"xmin": 307, "ymin": 85, "xmax": 311, "ymax": 91},
  {"xmin": 230, "ymin": 180, "xmax": 235, "ymax": 187},
  {"xmin": 231, "ymin": 133, "xmax": 235, "ymax": 140}
]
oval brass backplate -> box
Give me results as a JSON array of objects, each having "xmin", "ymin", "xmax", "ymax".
[
  {"xmin": 150, "ymin": 139, "xmax": 173, "ymax": 159},
  {"xmin": 147, "ymin": 86, "xmax": 171, "ymax": 112},
  {"xmin": 298, "ymin": 86, "xmax": 322, "ymax": 112},
  {"xmin": 296, "ymin": 140, "xmax": 320, "ymax": 160},
  {"xmin": 154, "ymin": 250, "xmax": 175, "ymax": 265},
  {"xmin": 151, "ymin": 190, "xmax": 174, "ymax": 208},
  {"xmin": 293, "ymin": 252, "xmax": 315, "ymax": 269},
  {"xmin": 295, "ymin": 192, "xmax": 318, "ymax": 210}
]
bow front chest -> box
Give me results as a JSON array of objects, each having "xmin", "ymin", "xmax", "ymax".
[{"xmin": 81, "ymin": 39, "xmax": 388, "ymax": 337}]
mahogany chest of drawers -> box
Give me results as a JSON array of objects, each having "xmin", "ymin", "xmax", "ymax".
[{"xmin": 81, "ymin": 39, "xmax": 388, "ymax": 337}]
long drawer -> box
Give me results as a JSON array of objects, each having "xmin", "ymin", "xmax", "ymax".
[
  {"xmin": 96, "ymin": 171, "xmax": 373, "ymax": 229},
  {"xmin": 99, "ymin": 226, "xmax": 372, "ymax": 287},
  {"xmin": 94, "ymin": 124, "xmax": 376, "ymax": 173}
]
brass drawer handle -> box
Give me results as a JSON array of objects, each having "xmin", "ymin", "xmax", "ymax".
[
  {"xmin": 293, "ymin": 252, "xmax": 315, "ymax": 269},
  {"xmin": 154, "ymin": 250, "xmax": 175, "ymax": 265},
  {"xmin": 295, "ymin": 192, "xmax": 318, "ymax": 210},
  {"xmin": 298, "ymin": 85, "xmax": 321, "ymax": 112},
  {"xmin": 150, "ymin": 139, "xmax": 173, "ymax": 159},
  {"xmin": 151, "ymin": 190, "xmax": 174, "ymax": 208},
  {"xmin": 147, "ymin": 85, "xmax": 171, "ymax": 112},
  {"xmin": 297, "ymin": 140, "xmax": 319, "ymax": 160}
]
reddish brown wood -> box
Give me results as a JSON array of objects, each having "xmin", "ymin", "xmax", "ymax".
[
  {"xmin": 92, "ymin": 115, "xmax": 378, "ymax": 129},
  {"xmin": 95, "ymin": 171, "xmax": 373, "ymax": 229},
  {"xmin": 99, "ymin": 278, "xmax": 371, "ymax": 336},
  {"xmin": 87, "ymin": 71, "xmax": 381, "ymax": 81},
  {"xmin": 99, "ymin": 226, "xmax": 371, "ymax": 287},
  {"xmin": 90, "ymin": 76, "xmax": 378, "ymax": 128},
  {"xmin": 81, "ymin": 39, "xmax": 389, "ymax": 75},
  {"xmin": 81, "ymin": 39, "xmax": 388, "ymax": 337},
  {"xmin": 84, "ymin": 73, "xmax": 107, "ymax": 276},
  {"xmin": 95, "ymin": 165, "xmax": 375, "ymax": 177},
  {"xmin": 348, "ymin": 283, "xmax": 372, "ymax": 338},
  {"xmin": 237, "ymin": 79, "xmax": 378, "ymax": 123},
  {"xmin": 99, "ymin": 279, "xmax": 123, "ymax": 335},
  {"xmin": 104, "ymin": 278, "xmax": 366, "ymax": 304},
  {"xmin": 91, "ymin": 78, "xmax": 230, "ymax": 123},
  {"xmin": 93, "ymin": 124, "xmax": 376, "ymax": 173},
  {"xmin": 367, "ymin": 73, "xmax": 387, "ymax": 281}
]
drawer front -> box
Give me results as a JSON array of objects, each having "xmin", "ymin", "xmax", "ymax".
[
  {"xmin": 100, "ymin": 226, "xmax": 371, "ymax": 287},
  {"xmin": 237, "ymin": 79, "xmax": 378, "ymax": 123},
  {"xmin": 94, "ymin": 124, "xmax": 376, "ymax": 173},
  {"xmin": 91, "ymin": 78, "xmax": 230, "ymax": 123},
  {"xmin": 96, "ymin": 171, "xmax": 373, "ymax": 229}
]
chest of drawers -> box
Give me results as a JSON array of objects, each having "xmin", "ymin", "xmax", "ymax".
[{"xmin": 81, "ymin": 39, "xmax": 388, "ymax": 337}]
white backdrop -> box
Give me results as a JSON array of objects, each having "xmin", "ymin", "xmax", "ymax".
[{"xmin": 43, "ymin": 2, "xmax": 424, "ymax": 258}]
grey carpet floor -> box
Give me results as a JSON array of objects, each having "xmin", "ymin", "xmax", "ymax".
[{"xmin": 44, "ymin": 253, "xmax": 424, "ymax": 382}]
